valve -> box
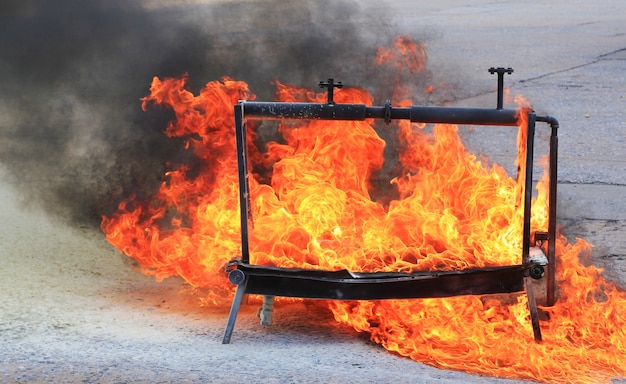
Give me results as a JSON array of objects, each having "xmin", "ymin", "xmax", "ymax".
[
  {"xmin": 228, "ymin": 268, "xmax": 246, "ymax": 285},
  {"xmin": 529, "ymin": 265, "xmax": 545, "ymax": 280}
]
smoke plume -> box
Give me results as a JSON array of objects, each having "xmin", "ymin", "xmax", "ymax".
[{"xmin": 0, "ymin": 0, "xmax": 428, "ymax": 226}]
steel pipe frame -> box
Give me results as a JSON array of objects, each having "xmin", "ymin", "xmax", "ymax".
[{"xmin": 225, "ymin": 99, "xmax": 559, "ymax": 344}]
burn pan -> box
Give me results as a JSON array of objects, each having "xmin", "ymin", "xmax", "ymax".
[
  {"xmin": 226, "ymin": 261, "xmax": 536, "ymax": 301},
  {"xmin": 222, "ymin": 69, "xmax": 559, "ymax": 344}
]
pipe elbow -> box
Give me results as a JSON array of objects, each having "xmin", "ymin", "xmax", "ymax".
[{"xmin": 537, "ymin": 115, "xmax": 560, "ymax": 130}]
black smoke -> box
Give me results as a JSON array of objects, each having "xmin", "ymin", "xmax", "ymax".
[{"xmin": 0, "ymin": 0, "xmax": 430, "ymax": 226}]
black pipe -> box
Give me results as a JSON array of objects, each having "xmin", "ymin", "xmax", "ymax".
[
  {"xmin": 234, "ymin": 104, "xmax": 251, "ymax": 264},
  {"xmin": 408, "ymin": 106, "xmax": 518, "ymax": 126},
  {"xmin": 241, "ymin": 102, "xmax": 368, "ymax": 120},
  {"xmin": 240, "ymin": 102, "xmax": 520, "ymax": 126},
  {"xmin": 537, "ymin": 115, "xmax": 559, "ymax": 306},
  {"xmin": 535, "ymin": 115, "xmax": 559, "ymax": 129},
  {"xmin": 522, "ymin": 113, "xmax": 536, "ymax": 265}
]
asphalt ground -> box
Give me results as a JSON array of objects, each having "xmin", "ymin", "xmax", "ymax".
[{"xmin": 1, "ymin": 0, "xmax": 625, "ymax": 383}]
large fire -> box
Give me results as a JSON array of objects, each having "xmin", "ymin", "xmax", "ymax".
[{"xmin": 101, "ymin": 37, "xmax": 626, "ymax": 382}]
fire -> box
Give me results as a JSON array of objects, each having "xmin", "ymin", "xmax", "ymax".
[{"xmin": 101, "ymin": 37, "xmax": 626, "ymax": 382}]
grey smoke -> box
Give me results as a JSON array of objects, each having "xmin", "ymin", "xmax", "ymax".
[{"xmin": 0, "ymin": 0, "xmax": 433, "ymax": 226}]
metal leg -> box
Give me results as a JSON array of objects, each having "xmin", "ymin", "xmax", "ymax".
[
  {"xmin": 222, "ymin": 278, "xmax": 248, "ymax": 344},
  {"xmin": 524, "ymin": 276, "xmax": 542, "ymax": 342},
  {"xmin": 258, "ymin": 295, "xmax": 274, "ymax": 326}
]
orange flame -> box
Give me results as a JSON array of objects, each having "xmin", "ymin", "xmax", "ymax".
[{"xmin": 101, "ymin": 37, "xmax": 626, "ymax": 382}]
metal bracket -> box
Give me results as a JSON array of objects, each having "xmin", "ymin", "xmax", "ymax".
[
  {"xmin": 489, "ymin": 67, "xmax": 514, "ymax": 109},
  {"xmin": 319, "ymin": 78, "xmax": 343, "ymax": 105}
]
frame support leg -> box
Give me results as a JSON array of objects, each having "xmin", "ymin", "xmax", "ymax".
[
  {"xmin": 524, "ymin": 276, "xmax": 542, "ymax": 342},
  {"xmin": 222, "ymin": 278, "xmax": 248, "ymax": 344}
]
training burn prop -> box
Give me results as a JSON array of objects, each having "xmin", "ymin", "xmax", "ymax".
[
  {"xmin": 222, "ymin": 70, "xmax": 559, "ymax": 344},
  {"xmin": 102, "ymin": 37, "xmax": 626, "ymax": 380}
]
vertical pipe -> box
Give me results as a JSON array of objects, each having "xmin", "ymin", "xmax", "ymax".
[
  {"xmin": 547, "ymin": 125, "xmax": 558, "ymax": 306},
  {"xmin": 496, "ymin": 74, "xmax": 504, "ymax": 110},
  {"xmin": 234, "ymin": 103, "xmax": 250, "ymax": 264},
  {"xmin": 522, "ymin": 113, "xmax": 536, "ymax": 264},
  {"xmin": 489, "ymin": 67, "xmax": 512, "ymax": 110}
]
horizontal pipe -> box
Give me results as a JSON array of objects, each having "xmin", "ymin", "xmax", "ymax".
[
  {"xmin": 240, "ymin": 101, "xmax": 520, "ymax": 126},
  {"xmin": 409, "ymin": 106, "xmax": 518, "ymax": 126},
  {"xmin": 241, "ymin": 102, "xmax": 368, "ymax": 120}
]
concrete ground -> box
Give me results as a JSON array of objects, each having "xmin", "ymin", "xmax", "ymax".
[{"xmin": 1, "ymin": 0, "xmax": 624, "ymax": 383}]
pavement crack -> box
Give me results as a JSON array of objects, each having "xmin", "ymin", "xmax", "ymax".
[
  {"xmin": 453, "ymin": 47, "xmax": 626, "ymax": 103},
  {"xmin": 518, "ymin": 62, "xmax": 598, "ymax": 84},
  {"xmin": 597, "ymin": 47, "xmax": 626, "ymax": 60},
  {"xmin": 558, "ymin": 180, "xmax": 626, "ymax": 187},
  {"xmin": 517, "ymin": 47, "xmax": 626, "ymax": 85}
]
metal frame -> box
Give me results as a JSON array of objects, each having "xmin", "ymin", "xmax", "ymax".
[{"xmin": 222, "ymin": 72, "xmax": 559, "ymax": 344}]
